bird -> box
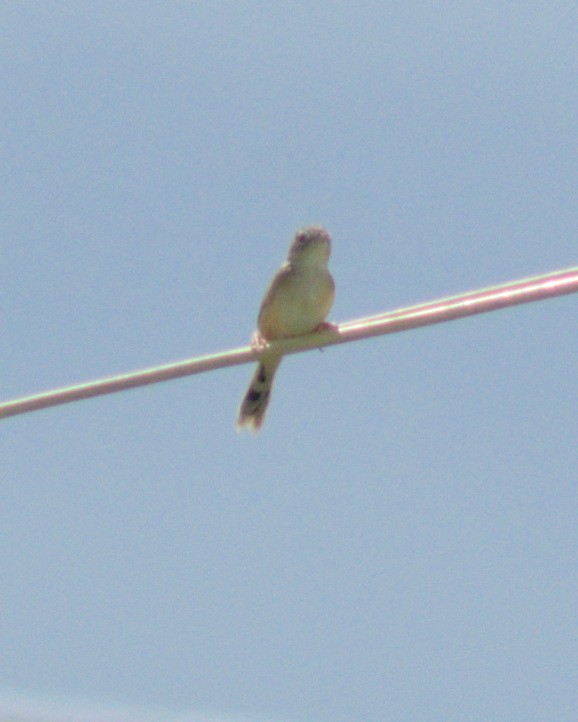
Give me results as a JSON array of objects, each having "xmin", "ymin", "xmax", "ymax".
[{"xmin": 236, "ymin": 226, "xmax": 336, "ymax": 431}]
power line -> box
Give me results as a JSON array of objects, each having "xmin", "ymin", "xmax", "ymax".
[{"xmin": 1, "ymin": 265, "xmax": 576, "ymax": 420}]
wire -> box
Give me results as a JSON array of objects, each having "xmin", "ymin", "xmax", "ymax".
[{"xmin": 1, "ymin": 266, "xmax": 576, "ymax": 420}]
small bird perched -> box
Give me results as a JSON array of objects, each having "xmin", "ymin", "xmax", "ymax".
[{"xmin": 236, "ymin": 226, "xmax": 336, "ymax": 431}]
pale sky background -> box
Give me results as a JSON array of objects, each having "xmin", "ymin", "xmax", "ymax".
[{"xmin": 2, "ymin": 3, "xmax": 577, "ymax": 722}]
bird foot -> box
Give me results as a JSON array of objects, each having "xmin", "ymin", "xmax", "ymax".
[
  {"xmin": 250, "ymin": 331, "xmax": 268, "ymax": 352},
  {"xmin": 315, "ymin": 321, "xmax": 339, "ymax": 334}
]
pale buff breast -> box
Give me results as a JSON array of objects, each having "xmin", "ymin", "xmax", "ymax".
[{"xmin": 258, "ymin": 266, "xmax": 334, "ymax": 339}]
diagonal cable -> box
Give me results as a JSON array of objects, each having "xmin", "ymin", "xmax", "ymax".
[{"xmin": 1, "ymin": 266, "xmax": 576, "ymax": 420}]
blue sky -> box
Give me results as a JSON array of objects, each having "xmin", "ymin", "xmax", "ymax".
[{"xmin": 2, "ymin": 3, "xmax": 577, "ymax": 721}]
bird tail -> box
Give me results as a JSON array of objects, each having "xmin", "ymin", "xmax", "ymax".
[{"xmin": 236, "ymin": 355, "xmax": 282, "ymax": 432}]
